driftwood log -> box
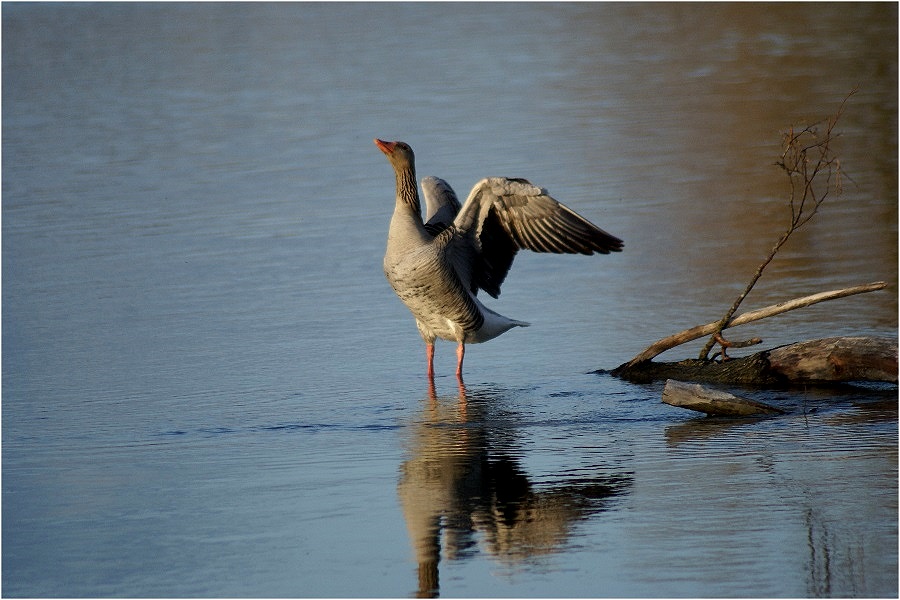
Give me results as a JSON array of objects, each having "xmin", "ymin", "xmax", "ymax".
[
  {"xmin": 610, "ymin": 336, "xmax": 898, "ymax": 385},
  {"xmin": 662, "ymin": 380, "xmax": 785, "ymax": 416}
]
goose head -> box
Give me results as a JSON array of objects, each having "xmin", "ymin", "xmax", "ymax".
[{"xmin": 374, "ymin": 138, "xmax": 415, "ymax": 171}]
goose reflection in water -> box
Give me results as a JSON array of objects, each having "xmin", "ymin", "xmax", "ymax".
[{"xmin": 398, "ymin": 381, "xmax": 632, "ymax": 598}]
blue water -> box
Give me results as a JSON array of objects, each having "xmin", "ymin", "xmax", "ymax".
[{"xmin": 3, "ymin": 3, "xmax": 897, "ymax": 597}]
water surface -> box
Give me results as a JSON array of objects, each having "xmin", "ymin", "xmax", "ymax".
[{"xmin": 3, "ymin": 3, "xmax": 896, "ymax": 597}]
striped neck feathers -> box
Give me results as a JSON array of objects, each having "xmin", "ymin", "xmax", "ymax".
[{"xmin": 394, "ymin": 165, "xmax": 421, "ymax": 216}]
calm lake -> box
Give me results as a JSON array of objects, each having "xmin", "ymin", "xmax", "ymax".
[{"xmin": 3, "ymin": 3, "xmax": 897, "ymax": 597}]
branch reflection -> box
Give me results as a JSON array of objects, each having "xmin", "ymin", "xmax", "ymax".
[
  {"xmin": 662, "ymin": 398, "xmax": 898, "ymax": 598},
  {"xmin": 398, "ymin": 380, "xmax": 632, "ymax": 598}
]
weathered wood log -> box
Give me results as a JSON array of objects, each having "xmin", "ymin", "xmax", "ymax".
[
  {"xmin": 768, "ymin": 336, "xmax": 898, "ymax": 383},
  {"xmin": 662, "ymin": 379, "xmax": 785, "ymax": 416},
  {"xmin": 609, "ymin": 336, "xmax": 898, "ymax": 385}
]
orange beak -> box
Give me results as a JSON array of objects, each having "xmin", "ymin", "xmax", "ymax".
[{"xmin": 374, "ymin": 138, "xmax": 396, "ymax": 154}]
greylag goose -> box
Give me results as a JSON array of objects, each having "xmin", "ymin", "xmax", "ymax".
[{"xmin": 375, "ymin": 139, "xmax": 623, "ymax": 380}]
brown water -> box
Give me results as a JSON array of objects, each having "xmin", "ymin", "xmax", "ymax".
[{"xmin": 3, "ymin": 3, "xmax": 896, "ymax": 597}]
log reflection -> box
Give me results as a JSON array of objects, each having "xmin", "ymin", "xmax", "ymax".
[{"xmin": 398, "ymin": 381, "xmax": 631, "ymax": 598}]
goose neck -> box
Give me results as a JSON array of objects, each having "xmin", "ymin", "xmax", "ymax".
[{"xmin": 395, "ymin": 166, "xmax": 420, "ymax": 213}]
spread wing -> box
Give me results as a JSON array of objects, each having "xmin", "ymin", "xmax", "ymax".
[{"xmin": 450, "ymin": 177, "xmax": 623, "ymax": 298}]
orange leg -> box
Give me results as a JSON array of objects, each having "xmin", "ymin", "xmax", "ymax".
[
  {"xmin": 426, "ymin": 343, "xmax": 435, "ymax": 379},
  {"xmin": 455, "ymin": 343, "xmax": 465, "ymax": 380}
]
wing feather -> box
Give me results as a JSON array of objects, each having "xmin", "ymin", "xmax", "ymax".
[
  {"xmin": 452, "ymin": 177, "xmax": 623, "ymax": 298},
  {"xmin": 421, "ymin": 176, "xmax": 461, "ymax": 236},
  {"xmin": 526, "ymin": 218, "xmax": 563, "ymax": 253}
]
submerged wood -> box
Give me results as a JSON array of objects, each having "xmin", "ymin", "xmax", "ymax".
[
  {"xmin": 610, "ymin": 336, "xmax": 898, "ymax": 385},
  {"xmin": 662, "ymin": 379, "xmax": 785, "ymax": 416},
  {"xmin": 619, "ymin": 282, "xmax": 887, "ymax": 369},
  {"xmin": 610, "ymin": 353, "xmax": 779, "ymax": 385}
]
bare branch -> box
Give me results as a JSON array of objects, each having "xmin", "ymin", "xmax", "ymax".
[
  {"xmin": 698, "ymin": 89, "xmax": 857, "ymax": 360},
  {"xmin": 620, "ymin": 281, "xmax": 886, "ymax": 368}
]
